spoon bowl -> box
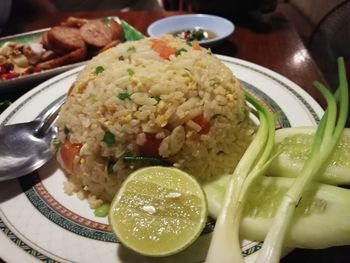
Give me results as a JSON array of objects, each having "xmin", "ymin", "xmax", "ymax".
[{"xmin": 0, "ymin": 98, "xmax": 64, "ymax": 181}]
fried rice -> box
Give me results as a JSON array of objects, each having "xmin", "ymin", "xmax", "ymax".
[{"xmin": 56, "ymin": 35, "xmax": 255, "ymax": 208}]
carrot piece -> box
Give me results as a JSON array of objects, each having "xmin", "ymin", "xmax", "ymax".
[{"xmin": 150, "ymin": 39, "xmax": 176, "ymax": 59}]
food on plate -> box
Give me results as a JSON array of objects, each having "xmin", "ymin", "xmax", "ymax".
[
  {"xmin": 47, "ymin": 26, "xmax": 86, "ymax": 53},
  {"xmin": 56, "ymin": 35, "xmax": 255, "ymax": 208},
  {"xmin": 0, "ymin": 16, "xmax": 125, "ymax": 80},
  {"xmin": 108, "ymin": 166, "xmax": 207, "ymax": 256}
]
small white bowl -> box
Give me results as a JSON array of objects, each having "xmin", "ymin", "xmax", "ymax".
[{"xmin": 147, "ymin": 14, "xmax": 234, "ymax": 46}]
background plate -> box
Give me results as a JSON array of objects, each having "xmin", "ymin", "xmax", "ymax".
[{"xmin": 0, "ymin": 17, "xmax": 144, "ymax": 93}]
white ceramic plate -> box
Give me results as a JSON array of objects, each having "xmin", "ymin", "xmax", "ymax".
[
  {"xmin": 147, "ymin": 14, "xmax": 234, "ymax": 47},
  {"xmin": 0, "ymin": 55, "xmax": 323, "ymax": 263}
]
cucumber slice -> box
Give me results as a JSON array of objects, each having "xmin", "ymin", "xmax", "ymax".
[
  {"xmin": 203, "ymin": 175, "xmax": 350, "ymax": 249},
  {"xmin": 267, "ymin": 127, "xmax": 350, "ymax": 185}
]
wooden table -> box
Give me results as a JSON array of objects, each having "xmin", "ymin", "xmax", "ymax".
[{"xmin": 1, "ymin": 10, "xmax": 346, "ymax": 263}]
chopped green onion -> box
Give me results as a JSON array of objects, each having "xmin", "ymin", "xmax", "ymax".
[
  {"xmin": 175, "ymin": 48, "xmax": 187, "ymax": 56},
  {"xmin": 127, "ymin": 68, "xmax": 135, "ymax": 76},
  {"xmin": 118, "ymin": 91, "xmax": 130, "ymax": 100},
  {"xmin": 186, "ymin": 41, "xmax": 192, "ymax": 46},
  {"xmin": 64, "ymin": 126, "xmax": 70, "ymax": 135},
  {"xmin": 103, "ymin": 131, "xmax": 115, "ymax": 146},
  {"xmin": 127, "ymin": 46, "xmax": 136, "ymax": 53},
  {"xmin": 95, "ymin": 66, "xmax": 105, "ymax": 74},
  {"xmin": 154, "ymin": 97, "xmax": 161, "ymax": 104},
  {"xmin": 123, "ymin": 155, "xmax": 170, "ymax": 166},
  {"xmin": 107, "ymin": 159, "xmax": 116, "ymax": 175},
  {"xmin": 94, "ymin": 203, "xmax": 110, "ymax": 217}
]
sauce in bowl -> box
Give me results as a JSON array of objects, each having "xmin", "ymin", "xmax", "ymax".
[{"xmin": 170, "ymin": 28, "xmax": 217, "ymax": 42}]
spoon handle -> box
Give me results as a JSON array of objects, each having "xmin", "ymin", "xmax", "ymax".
[{"xmin": 34, "ymin": 97, "xmax": 65, "ymax": 136}]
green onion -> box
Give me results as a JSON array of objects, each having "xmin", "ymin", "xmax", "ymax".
[
  {"xmin": 95, "ymin": 66, "xmax": 105, "ymax": 74},
  {"xmin": 257, "ymin": 57, "xmax": 348, "ymax": 263},
  {"xmin": 123, "ymin": 155, "xmax": 170, "ymax": 166},
  {"xmin": 127, "ymin": 46, "xmax": 136, "ymax": 53},
  {"xmin": 64, "ymin": 126, "xmax": 70, "ymax": 135},
  {"xmin": 206, "ymin": 92, "xmax": 277, "ymax": 263},
  {"xmin": 154, "ymin": 97, "xmax": 161, "ymax": 104},
  {"xmin": 127, "ymin": 68, "xmax": 135, "ymax": 76},
  {"xmin": 175, "ymin": 48, "xmax": 187, "ymax": 56},
  {"xmin": 94, "ymin": 203, "xmax": 110, "ymax": 217},
  {"xmin": 107, "ymin": 159, "xmax": 116, "ymax": 175},
  {"xmin": 103, "ymin": 131, "xmax": 115, "ymax": 146},
  {"xmin": 118, "ymin": 91, "xmax": 130, "ymax": 100}
]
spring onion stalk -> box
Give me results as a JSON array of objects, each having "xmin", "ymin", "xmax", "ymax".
[
  {"xmin": 205, "ymin": 92, "xmax": 276, "ymax": 263},
  {"xmin": 256, "ymin": 57, "xmax": 348, "ymax": 263}
]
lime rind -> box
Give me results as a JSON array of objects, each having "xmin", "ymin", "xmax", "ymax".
[{"xmin": 108, "ymin": 166, "xmax": 207, "ymax": 257}]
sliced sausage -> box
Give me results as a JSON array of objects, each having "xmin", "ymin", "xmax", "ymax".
[
  {"xmin": 60, "ymin": 16, "xmax": 89, "ymax": 28},
  {"xmin": 109, "ymin": 20, "xmax": 124, "ymax": 40},
  {"xmin": 41, "ymin": 32, "xmax": 53, "ymax": 50},
  {"xmin": 80, "ymin": 20, "xmax": 113, "ymax": 47},
  {"xmin": 47, "ymin": 26, "xmax": 86, "ymax": 53},
  {"xmin": 37, "ymin": 46, "xmax": 86, "ymax": 70},
  {"xmin": 99, "ymin": 40, "xmax": 120, "ymax": 53}
]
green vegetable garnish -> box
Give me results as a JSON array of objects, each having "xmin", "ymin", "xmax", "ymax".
[
  {"xmin": 206, "ymin": 57, "xmax": 349, "ymax": 263},
  {"xmin": 257, "ymin": 57, "xmax": 348, "ymax": 262},
  {"xmin": 107, "ymin": 159, "xmax": 116, "ymax": 175},
  {"xmin": 175, "ymin": 48, "xmax": 187, "ymax": 56},
  {"xmin": 95, "ymin": 66, "xmax": 105, "ymax": 74},
  {"xmin": 64, "ymin": 126, "xmax": 70, "ymax": 135},
  {"xmin": 103, "ymin": 131, "xmax": 115, "ymax": 146},
  {"xmin": 154, "ymin": 97, "xmax": 161, "ymax": 104},
  {"xmin": 127, "ymin": 68, "xmax": 135, "ymax": 76},
  {"xmin": 206, "ymin": 90, "xmax": 277, "ymax": 263},
  {"xmin": 127, "ymin": 46, "xmax": 136, "ymax": 53},
  {"xmin": 118, "ymin": 91, "xmax": 130, "ymax": 100},
  {"xmin": 94, "ymin": 203, "xmax": 110, "ymax": 217}
]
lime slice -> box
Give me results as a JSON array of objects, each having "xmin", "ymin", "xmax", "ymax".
[
  {"xmin": 108, "ymin": 166, "xmax": 207, "ymax": 257},
  {"xmin": 267, "ymin": 127, "xmax": 350, "ymax": 184}
]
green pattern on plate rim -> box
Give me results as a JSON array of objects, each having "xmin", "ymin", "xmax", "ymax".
[{"xmin": 0, "ymin": 59, "xmax": 321, "ymax": 262}]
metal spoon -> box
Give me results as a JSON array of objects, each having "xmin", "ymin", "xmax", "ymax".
[{"xmin": 0, "ymin": 98, "xmax": 65, "ymax": 181}]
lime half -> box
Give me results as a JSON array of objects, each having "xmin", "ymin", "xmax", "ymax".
[{"xmin": 108, "ymin": 166, "xmax": 207, "ymax": 257}]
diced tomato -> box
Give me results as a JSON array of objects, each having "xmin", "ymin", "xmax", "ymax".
[
  {"xmin": 59, "ymin": 140, "xmax": 82, "ymax": 173},
  {"xmin": 0, "ymin": 66, "xmax": 7, "ymax": 74},
  {"xmin": 140, "ymin": 133, "xmax": 162, "ymax": 157},
  {"xmin": 2, "ymin": 72, "xmax": 19, "ymax": 80},
  {"xmin": 150, "ymin": 39, "xmax": 176, "ymax": 60},
  {"xmin": 192, "ymin": 114, "xmax": 210, "ymax": 134}
]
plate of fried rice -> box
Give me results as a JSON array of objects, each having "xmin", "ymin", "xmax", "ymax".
[{"xmin": 0, "ymin": 36, "xmax": 323, "ymax": 263}]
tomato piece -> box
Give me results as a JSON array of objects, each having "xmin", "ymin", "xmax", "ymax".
[
  {"xmin": 140, "ymin": 133, "xmax": 162, "ymax": 157},
  {"xmin": 192, "ymin": 114, "xmax": 210, "ymax": 134},
  {"xmin": 150, "ymin": 39, "xmax": 176, "ymax": 60},
  {"xmin": 59, "ymin": 140, "xmax": 82, "ymax": 173},
  {"xmin": 2, "ymin": 72, "xmax": 19, "ymax": 80}
]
